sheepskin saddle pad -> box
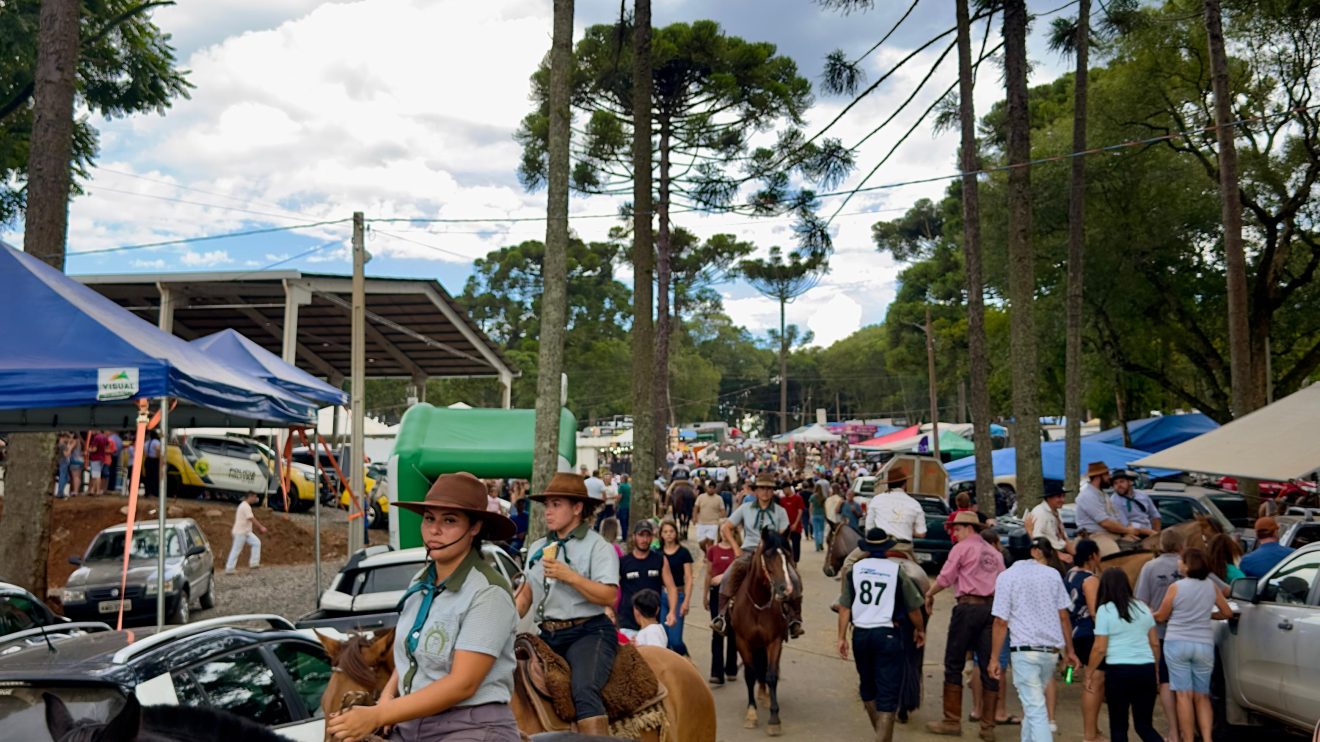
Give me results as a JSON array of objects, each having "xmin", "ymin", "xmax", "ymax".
[{"xmin": 514, "ymin": 633, "xmax": 665, "ymax": 726}]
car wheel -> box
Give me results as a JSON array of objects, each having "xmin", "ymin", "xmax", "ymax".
[
  {"xmin": 199, "ymin": 572, "xmax": 216, "ymax": 609},
  {"xmin": 370, "ymin": 500, "xmax": 387, "ymax": 530},
  {"xmin": 168, "ymin": 588, "xmax": 190, "ymax": 624}
]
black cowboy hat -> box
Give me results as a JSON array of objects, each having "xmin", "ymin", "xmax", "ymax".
[
  {"xmin": 395, "ymin": 472, "xmax": 516, "ymax": 542},
  {"xmin": 861, "ymin": 527, "xmax": 897, "ymax": 555}
]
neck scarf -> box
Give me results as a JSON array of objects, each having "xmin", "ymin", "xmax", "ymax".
[{"xmin": 396, "ymin": 553, "xmax": 472, "ymax": 694}]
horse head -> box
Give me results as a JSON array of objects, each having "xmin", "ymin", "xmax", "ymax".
[
  {"xmin": 753, "ymin": 528, "xmax": 794, "ymax": 603},
  {"xmin": 45, "ymin": 692, "xmax": 141, "ymax": 742},
  {"xmin": 315, "ymin": 629, "xmax": 395, "ymax": 722}
]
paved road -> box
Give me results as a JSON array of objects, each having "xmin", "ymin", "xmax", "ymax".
[{"xmin": 680, "ymin": 539, "xmax": 1112, "ymax": 742}]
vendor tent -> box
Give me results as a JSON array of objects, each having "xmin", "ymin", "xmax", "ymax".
[
  {"xmin": 853, "ymin": 429, "xmax": 974, "ymax": 455},
  {"xmin": 1086, "ymin": 413, "xmax": 1218, "ymax": 453},
  {"xmin": 853, "ymin": 425, "xmax": 920, "ymax": 450},
  {"xmin": 771, "ymin": 423, "xmax": 842, "ymax": 443},
  {"xmin": 190, "ymin": 329, "xmax": 348, "ymax": 406},
  {"xmin": 1134, "ymin": 383, "xmax": 1320, "ymax": 480},
  {"xmin": 945, "ymin": 439, "xmax": 1179, "ymax": 483},
  {"xmin": 0, "ymin": 243, "xmax": 316, "ymax": 429}
]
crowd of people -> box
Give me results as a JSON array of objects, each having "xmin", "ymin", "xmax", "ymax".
[{"xmin": 49, "ymin": 429, "xmax": 162, "ymax": 499}]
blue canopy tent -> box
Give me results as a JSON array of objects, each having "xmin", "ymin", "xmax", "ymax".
[
  {"xmin": 190, "ymin": 329, "xmax": 347, "ymax": 407},
  {"xmin": 0, "ymin": 243, "xmax": 317, "ymax": 430},
  {"xmin": 1085, "ymin": 413, "xmax": 1219, "ymax": 454},
  {"xmin": 945, "ymin": 439, "xmax": 1181, "ymax": 483}
]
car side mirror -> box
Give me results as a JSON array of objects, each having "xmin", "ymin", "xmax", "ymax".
[
  {"xmin": 1229, "ymin": 576, "xmax": 1258, "ymax": 603},
  {"xmin": 186, "ymin": 545, "xmax": 206, "ymax": 558},
  {"xmin": 248, "ymin": 453, "xmax": 262, "ymax": 463},
  {"xmin": 68, "ymin": 556, "xmax": 82, "ymax": 566}
]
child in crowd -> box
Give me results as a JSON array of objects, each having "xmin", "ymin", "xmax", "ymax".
[{"xmin": 631, "ymin": 589, "xmax": 667, "ymax": 648}]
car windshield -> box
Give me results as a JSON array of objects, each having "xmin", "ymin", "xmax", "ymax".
[
  {"xmin": 1194, "ymin": 495, "xmax": 1237, "ymax": 534},
  {"xmin": 0, "ymin": 685, "xmax": 127, "ymax": 740},
  {"xmin": 352, "ymin": 563, "xmax": 424, "ymax": 595},
  {"xmin": 858, "ymin": 479, "xmax": 876, "ymax": 495},
  {"xmin": 85, "ymin": 529, "xmax": 181, "ymax": 562}
]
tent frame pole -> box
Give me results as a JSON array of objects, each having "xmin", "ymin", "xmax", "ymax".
[{"xmin": 156, "ymin": 397, "xmax": 169, "ymax": 629}]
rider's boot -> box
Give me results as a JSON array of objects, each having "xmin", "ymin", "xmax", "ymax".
[
  {"xmin": 925, "ymin": 683, "xmax": 964, "ymax": 736},
  {"xmin": 784, "ymin": 603, "xmax": 805, "ymax": 639},
  {"xmin": 978, "ymin": 691, "xmax": 998, "ymax": 742},
  {"xmin": 875, "ymin": 711, "xmax": 897, "ymax": 742},
  {"xmin": 576, "ymin": 716, "xmax": 610, "ymax": 735},
  {"xmin": 863, "ymin": 700, "xmax": 880, "ymax": 731}
]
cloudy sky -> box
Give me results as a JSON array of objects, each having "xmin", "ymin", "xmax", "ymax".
[{"xmin": 4, "ymin": 0, "xmax": 1073, "ymax": 348}]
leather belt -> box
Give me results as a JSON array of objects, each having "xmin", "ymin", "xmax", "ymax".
[
  {"xmin": 1010, "ymin": 645, "xmax": 1060, "ymax": 654},
  {"xmin": 956, "ymin": 594, "xmax": 993, "ymax": 605},
  {"xmin": 540, "ymin": 616, "xmax": 592, "ymax": 632}
]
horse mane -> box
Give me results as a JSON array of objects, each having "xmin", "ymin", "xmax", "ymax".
[{"xmin": 336, "ymin": 634, "xmax": 384, "ymax": 689}]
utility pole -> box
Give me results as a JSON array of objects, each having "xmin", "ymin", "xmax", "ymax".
[
  {"xmin": 348, "ymin": 212, "xmax": 367, "ymax": 554},
  {"xmin": 924, "ymin": 307, "xmax": 940, "ymax": 461}
]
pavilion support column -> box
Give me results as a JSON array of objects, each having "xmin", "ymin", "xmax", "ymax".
[
  {"xmin": 157, "ymin": 284, "xmax": 175, "ymax": 333},
  {"xmin": 281, "ymin": 281, "xmax": 311, "ymax": 365},
  {"xmin": 409, "ymin": 374, "xmax": 427, "ymax": 406},
  {"xmin": 500, "ymin": 371, "xmax": 513, "ymax": 409}
]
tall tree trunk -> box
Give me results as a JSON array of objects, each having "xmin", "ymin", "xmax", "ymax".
[
  {"xmin": 779, "ymin": 299, "xmax": 788, "ymax": 435},
  {"xmin": 0, "ymin": 0, "xmax": 81, "ymax": 599},
  {"xmin": 629, "ymin": 0, "xmax": 657, "ymax": 517},
  {"xmin": 1203, "ymin": 0, "xmax": 1261, "ymax": 512},
  {"xmin": 1003, "ymin": 0, "xmax": 1044, "ymax": 511},
  {"xmin": 529, "ymin": 0, "xmax": 574, "ymax": 542},
  {"xmin": 956, "ymin": 0, "xmax": 996, "ymax": 517},
  {"xmin": 653, "ymin": 119, "xmax": 672, "ymax": 465},
  {"xmin": 1064, "ymin": 0, "xmax": 1091, "ymax": 499}
]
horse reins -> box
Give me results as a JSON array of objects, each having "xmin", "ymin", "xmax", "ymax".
[{"xmin": 750, "ymin": 550, "xmax": 793, "ymax": 611}]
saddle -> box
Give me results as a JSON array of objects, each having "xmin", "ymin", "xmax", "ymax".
[{"xmin": 514, "ymin": 633, "xmax": 668, "ymax": 738}]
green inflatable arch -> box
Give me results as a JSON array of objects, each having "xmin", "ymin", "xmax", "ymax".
[{"xmin": 389, "ymin": 404, "xmax": 576, "ymax": 548}]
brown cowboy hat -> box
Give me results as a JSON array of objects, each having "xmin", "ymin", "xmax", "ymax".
[
  {"xmin": 753, "ymin": 474, "xmax": 776, "ymax": 488},
  {"xmin": 395, "ymin": 472, "xmax": 516, "ymax": 542},
  {"xmin": 949, "ymin": 510, "xmax": 987, "ymax": 530},
  {"xmin": 886, "ymin": 468, "xmax": 909, "ymax": 488},
  {"xmin": 1086, "ymin": 461, "xmax": 1111, "ymax": 480},
  {"xmin": 529, "ymin": 472, "xmax": 600, "ymax": 503}
]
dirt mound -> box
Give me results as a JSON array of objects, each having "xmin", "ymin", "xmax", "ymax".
[{"xmin": 2, "ymin": 496, "xmax": 385, "ymax": 590}]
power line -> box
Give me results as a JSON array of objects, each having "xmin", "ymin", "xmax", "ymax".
[
  {"xmin": 90, "ymin": 184, "xmax": 318, "ymax": 223},
  {"xmin": 95, "ymin": 167, "xmax": 315, "ymax": 220},
  {"xmin": 45, "ymin": 218, "xmax": 352, "ymax": 261}
]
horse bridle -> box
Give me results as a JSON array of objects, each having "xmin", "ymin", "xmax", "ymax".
[{"xmin": 750, "ymin": 549, "xmax": 793, "ymax": 611}]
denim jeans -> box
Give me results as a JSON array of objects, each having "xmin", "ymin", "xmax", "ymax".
[
  {"xmin": 1010, "ymin": 650, "xmax": 1058, "ymax": 742},
  {"xmin": 56, "ymin": 457, "xmax": 72, "ymax": 496},
  {"xmin": 658, "ymin": 590, "xmax": 688, "ymax": 655},
  {"xmin": 811, "ymin": 513, "xmax": 826, "ymax": 549},
  {"xmin": 539, "ymin": 614, "xmax": 618, "ymax": 720}
]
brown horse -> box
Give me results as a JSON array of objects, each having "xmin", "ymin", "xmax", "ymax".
[
  {"xmin": 823, "ymin": 520, "xmax": 861, "ymax": 578},
  {"xmin": 730, "ymin": 527, "xmax": 795, "ymax": 736},
  {"xmin": 319, "ymin": 631, "xmax": 716, "ymax": 742},
  {"xmin": 1098, "ymin": 515, "xmax": 1227, "ymax": 586}
]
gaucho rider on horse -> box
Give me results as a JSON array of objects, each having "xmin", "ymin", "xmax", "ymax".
[
  {"xmin": 514, "ymin": 473, "xmax": 620, "ymax": 736},
  {"xmin": 710, "ymin": 473, "xmax": 805, "ymax": 639}
]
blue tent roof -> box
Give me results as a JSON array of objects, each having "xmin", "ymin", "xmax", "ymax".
[
  {"xmin": 945, "ymin": 439, "xmax": 1181, "ymax": 483},
  {"xmin": 0, "ymin": 243, "xmax": 317, "ymax": 429},
  {"xmin": 1086, "ymin": 413, "xmax": 1219, "ymax": 453},
  {"xmin": 190, "ymin": 329, "xmax": 347, "ymax": 406}
]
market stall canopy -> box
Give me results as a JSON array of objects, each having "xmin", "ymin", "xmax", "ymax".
[
  {"xmin": 1134, "ymin": 384, "xmax": 1320, "ymax": 480},
  {"xmin": 853, "ymin": 425, "xmax": 919, "ymax": 449},
  {"xmin": 1086, "ymin": 413, "xmax": 1219, "ymax": 453},
  {"xmin": 945, "ymin": 439, "xmax": 1179, "ymax": 483},
  {"xmin": 190, "ymin": 329, "xmax": 348, "ymax": 406},
  {"xmin": 316, "ymin": 406, "xmax": 397, "ymax": 437},
  {"xmin": 0, "ymin": 243, "xmax": 317, "ymax": 430},
  {"xmin": 771, "ymin": 423, "xmax": 842, "ymax": 443}
]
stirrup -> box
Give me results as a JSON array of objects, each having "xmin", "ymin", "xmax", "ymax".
[
  {"xmin": 788, "ymin": 619, "xmax": 804, "ymax": 639},
  {"xmin": 711, "ymin": 614, "xmax": 728, "ymax": 636}
]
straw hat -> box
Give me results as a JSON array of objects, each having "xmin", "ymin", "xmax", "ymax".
[
  {"xmin": 949, "ymin": 510, "xmax": 987, "ymax": 530},
  {"xmin": 395, "ymin": 472, "xmax": 516, "ymax": 542},
  {"xmin": 754, "ymin": 474, "xmax": 776, "ymax": 488}
]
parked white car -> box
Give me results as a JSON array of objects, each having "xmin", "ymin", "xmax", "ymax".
[{"xmin": 1220, "ymin": 542, "xmax": 1320, "ymax": 734}]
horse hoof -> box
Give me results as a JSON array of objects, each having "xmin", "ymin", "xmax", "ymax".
[
  {"xmin": 767, "ymin": 723, "xmax": 782, "ymax": 736},
  {"xmin": 744, "ymin": 709, "xmax": 758, "ymax": 728}
]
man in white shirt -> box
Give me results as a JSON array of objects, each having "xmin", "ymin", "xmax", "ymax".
[
  {"xmin": 225, "ymin": 491, "xmax": 267, "ymax": 574},
  {"xmin": 583, "ymin": 470, "xmax": 605, "ymax": 502},
  {"xmin": 865, "ymin": 470, "xmax": 926, "ymax": 555},
  {"xmin": 1024, "ymin": 484, "xmax": 1071, "ymax": 556}
]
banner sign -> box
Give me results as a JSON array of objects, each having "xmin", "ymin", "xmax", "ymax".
[{"xmin": 97, "ymin": 368, "xmax": 139, "ymax": 401}]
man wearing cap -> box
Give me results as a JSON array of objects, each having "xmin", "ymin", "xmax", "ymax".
[
  {"xmin": 712, "ymin": 474, "xmax": 804, "ymax": 638},
  {"xmin": 923, "ymin": 511, "xmax": 1006, "ymax": 738},
  {"xmin": 838, "ymin": 528, "xmax": 927, "ymax": 742},
  {"xmin": 1110, "ymin": 469, "xmax": 1160, "ymax": 537},
  {"xmin": 1240, "ymin": 516, "xmax": 1295, "ymax": 577},
  {"xmin": 1025, "ymin": 485, "xmax": 1071, "ymax": 556},
  {"xmin": 328, "ymin": 472, "xmax": 522, "ymax": 742},
  {"xmin": 865, "ymin": 469, "xmax": 927, "ymax": 557},
  {"xmin": 1075, "ymin": 461, "xmax": 1138, "ymax": 557},
  {"xmin": 515, "ymin": 473, "xmax": 620, "ymax": 736},
  {"xmin": 616, "ymin": 519, "xmax": 679, "ymax": 639}
]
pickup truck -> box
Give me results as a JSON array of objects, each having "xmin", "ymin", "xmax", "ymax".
[{"xmin": 295, "ymin": 544, "xmax": 522, "ymax": 633}]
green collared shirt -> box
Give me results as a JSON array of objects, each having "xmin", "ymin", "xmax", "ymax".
[
  {"xmin": 526, "ymin": 523, "xmax": 620, "ymax": 622},
  {"xmin": 393, "ymin": 548, "xmax": 517, "ymax": 701}
]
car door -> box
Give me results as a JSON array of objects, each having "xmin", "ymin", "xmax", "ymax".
[
  {"xmin": 183, "ymin": 525, "xmax": 212, "ymax": 592},
  {"xmin": 1234, "ymin": 548, "xmax": 1320, "ymax": 725},
  {"xmin": 171, "ymin": 647, "xmax": 297, "ymax": 729},
  {"xmin": 264, "ymin": 641, "xmax": 333, "ymax": 741}
]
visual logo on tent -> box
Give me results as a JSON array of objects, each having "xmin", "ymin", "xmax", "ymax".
[{"xmin": 97, "ymin": 367, "xmax": 139, "ymax": 400}]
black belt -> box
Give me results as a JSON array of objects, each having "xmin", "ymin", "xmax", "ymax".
[{"xmin": 1010, "ymin": 645, "xmax": 1060, "ymax": 654}]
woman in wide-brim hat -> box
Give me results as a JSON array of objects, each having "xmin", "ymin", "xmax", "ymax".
[
  {"xmin": 327, "ymin": 472, "xmax": 521, "ymax": 742},
  {"xmin": 513, "ymin": 473, "xmax": 620, "ymax": 736}
]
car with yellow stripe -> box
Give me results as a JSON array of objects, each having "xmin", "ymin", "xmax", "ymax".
[{"xmin": 165, "ymin": 434, "xmax": 317, "ymax": 510}]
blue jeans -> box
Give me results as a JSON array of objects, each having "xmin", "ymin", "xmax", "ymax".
[
  {"xmin": 1010, "ymin": 650, "xmax": 1058, "ymax": 742},
  {"xmin": 56, "ymin": 457, "xmax": 72, "ymax": 496},
  {"xmin": 811, "ymin": 513, "xmax": 826, "ymax": 549},
  {"xmin": 658, "ymin": 590, "xmax": 688, "ymax": 656}
]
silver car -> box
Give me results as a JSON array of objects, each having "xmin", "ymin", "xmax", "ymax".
[
  {"xmin": 1221, "ymin": 542, "xmax": 1320, "ymax": 733},
  {"xmin": 61, "ymin": 519, "xmax": 215, "ymax": 625}
]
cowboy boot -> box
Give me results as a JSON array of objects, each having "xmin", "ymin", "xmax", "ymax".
[
  {"xmin": 875, "ymin": 711, "xmax": 897, "ymax": 742},
  {"xmin": 863, "ymin": 700, "xmax": 880, "ymax": 731},
  {"xmin": 925, "ymin": 683, "xmax": 964, "ymax": 736},
  {"xmin": 576, "ymin": 716, "xmax": 610, "ymax": 735},
  {"xmin": 978, "ymin": 691, "xmax": 997, "ymax": 742}
]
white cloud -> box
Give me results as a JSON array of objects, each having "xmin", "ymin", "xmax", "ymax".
[{"xmin": 179, "ymin": 249, "xmax": 231, "ymax": 267}]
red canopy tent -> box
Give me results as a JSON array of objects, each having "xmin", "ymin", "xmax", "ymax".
[{"xmin": 852, "ymin": 425, "xmax": 920, "ymax": 449}]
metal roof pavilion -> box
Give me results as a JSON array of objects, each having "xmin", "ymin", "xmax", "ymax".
[{"xmin": 77, "ymin": 270, "xmax": 516, "ymax": 406}]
